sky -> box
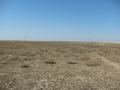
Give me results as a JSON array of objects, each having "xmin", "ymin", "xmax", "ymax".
[{"xmin": 0, "ymin": 0, "xmax": 120, "ymax": 42}]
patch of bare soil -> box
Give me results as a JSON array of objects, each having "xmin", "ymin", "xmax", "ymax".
[{"xmin": 0, "ymin": 41, "xmax": 120, "ymax": 90}]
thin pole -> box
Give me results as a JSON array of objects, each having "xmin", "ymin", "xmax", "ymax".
[
  {"xmin": 88, "ymin": 37, "xmax": 89, "ymax": 42},
  {"xmin": 24, "ymin": 37, "xmax": 25, "ymax": 41}
]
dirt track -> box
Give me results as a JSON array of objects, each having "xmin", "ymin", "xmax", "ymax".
[{"xmin": 93, "ymin": 52, "xmax": 120, "ymax": 70}]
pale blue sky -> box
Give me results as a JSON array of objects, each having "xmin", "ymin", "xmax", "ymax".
[{"xmin": 0, "ymin": 0, "xmax": 120, "ymax": 42}]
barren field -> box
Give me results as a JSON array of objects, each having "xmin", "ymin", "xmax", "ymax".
[{"xmin": 0, "ymin": 41, "xmax": 120, "ymax": 90}]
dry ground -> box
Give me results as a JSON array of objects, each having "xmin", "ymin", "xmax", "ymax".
[{"xmin": 0, "ymin": 41, "xmax": 120, "ymax": 90}]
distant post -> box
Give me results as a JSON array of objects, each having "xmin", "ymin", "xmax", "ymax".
[
  {"xmin": 24, "ymin": 37, "xmax": 25, "ymax": 41},
  {"xmin": 88, "ymin": 37, "xmax": 89, "ymax": 42}
]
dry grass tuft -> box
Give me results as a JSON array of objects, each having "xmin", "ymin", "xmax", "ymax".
[
  {"xmin": 0, "ymin": 52, "xmax": 4, "ymax": 55},
  {"xmin": 86, "ymin": 61, "xmax": 101, "ymax": 66},
  {"xmin": 10, "ymin": 57, "xmax": 19, "ymax": 61},
  {"xmin": 25, "ymin": 52, "xmax": 36, "ymax": 57},
  {"xmin": 44, "ymin": 59, "xmax": 56, "ymax": 64},
  {"xmin": 80, "ymin": 54, "xmax": 91, "ymax": 61},
  {"xmin": 67, "ymin": 61, "xmax": 77, "ymax": 64},
  {"xmin": 40, "ymin": 55, "xmax": 47, "ymax": 59},
  {"xmin": 0, "ymin": 62, "xmax": 8, "ymax": 65},
  {"xmin": 21, "ymin": 64, "xmax": 30, "ymax": 68}
]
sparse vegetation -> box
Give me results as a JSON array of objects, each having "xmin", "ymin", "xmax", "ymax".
[{"xmin": 0, "ymin": 41, "xmax": 120, "ymax": 90}]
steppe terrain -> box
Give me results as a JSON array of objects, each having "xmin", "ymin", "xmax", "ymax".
[{"xmin": 0, "ymin": 41, "xmax": 120, "ymax": 90}]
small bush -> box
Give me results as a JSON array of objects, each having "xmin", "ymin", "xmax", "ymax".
[
  {"xmin": 44, "ymin": 59, "xmax": 56, "ymax": 64},
  {"xmin": 21, "ymin": 64, "xmax": 30, "ymax": 68},
  {"xmin": 67, "ymin": 61, "xmax": 77, "ymax": 64}
]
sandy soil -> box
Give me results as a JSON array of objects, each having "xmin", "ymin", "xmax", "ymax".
[{"xmin": 0, "ymin": 41, "xmax": 120, "ymax": 90}]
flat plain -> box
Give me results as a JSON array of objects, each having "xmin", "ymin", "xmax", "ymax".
[{"xmin": 0, "ymin": 41, "xmax": 120, "ymax": 90}]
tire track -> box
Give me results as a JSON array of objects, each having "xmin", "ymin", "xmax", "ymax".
[{"xmin": 93, "ymin": 52, "xmax": 120, "ymax": 70}]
